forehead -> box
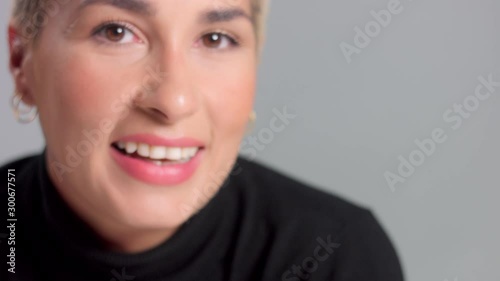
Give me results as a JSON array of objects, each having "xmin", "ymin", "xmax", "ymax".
[{"xmin": 74, "ymin": 0, "xmax": 254, "ymax": 15}]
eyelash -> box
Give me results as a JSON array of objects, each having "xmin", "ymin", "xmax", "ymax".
[
  {"xmin": 91, "ymin": 19, "xmax": 139, "ymax": 47},
  {"xmin": 204, "ymin": 30, "xmax": 241, "ymax": 48},
  {"xmin": 91, "ymin": 20, "xmax": 241, "ymax": 49}
]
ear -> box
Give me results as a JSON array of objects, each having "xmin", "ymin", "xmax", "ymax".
[{"xmin": 8, "ymin": 21, "xmax": 36, "ymax": 106}]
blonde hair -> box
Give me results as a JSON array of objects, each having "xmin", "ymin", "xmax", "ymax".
[
  {"xmin": 12, "ymin": 0, "xmax": 269, "ymax": 52},
  {"xmin": 252, "ymin": 0, "xmax": 269, "ymax": 53}
]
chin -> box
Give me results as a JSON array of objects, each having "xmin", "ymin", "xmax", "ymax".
[{"xmin": 99, "ymin": 162, "xmax": 214, "ymax": 230}]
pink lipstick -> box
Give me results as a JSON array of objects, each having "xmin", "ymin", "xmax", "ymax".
[{"xmin": 110, "ymin": 134, "xmax": 204, "ymax": 186}]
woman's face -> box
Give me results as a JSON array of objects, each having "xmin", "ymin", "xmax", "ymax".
[{"xmin": 11, "ymin": 0, "xmax": 257, "ymax": 245}]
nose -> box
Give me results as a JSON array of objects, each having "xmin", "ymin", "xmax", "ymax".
[{"xmin": 134, "ymin": 50, "xmax": 199, "ymax": 124}]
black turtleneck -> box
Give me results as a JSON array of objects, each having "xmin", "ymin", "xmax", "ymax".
[{"xmin": 1, "ymin": 150, "xmax": 404, "ymax": 281}]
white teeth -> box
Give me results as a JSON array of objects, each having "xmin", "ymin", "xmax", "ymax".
[
  {"xmin": 182, "ymin": 147, "xmax": 197, "ymax": 158},
  {"xmin": 165, "ymin": 147, "xmax": 182, "ymax": 160},
  {"xmin": 125, "ymin": 142, "xmax": 138, "ymax": 154},
  {"xmin": 181, "ymin": 148, "xmax": 191, "ymax": 158},
  {"xmin": 137, "ymin": 143, "xmax": 150, "ymax": 158},
  {"xmin": 149, "ymin": 146, "xmax": 167, "ymax": 160},
  {"xmin": 117, "ymin": 141, "xmax": 126, "ymax": 149},
  {"xmin": 116, "ymin": 141, "xmax": 199, "ymax": 161}
]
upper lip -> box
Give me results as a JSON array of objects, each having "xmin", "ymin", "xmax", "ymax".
[{"xmin": 112, "ymin": 134, "xmax": 205, "ymax": 148}]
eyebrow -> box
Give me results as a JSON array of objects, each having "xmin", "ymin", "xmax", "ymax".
[
  {"xmin": 78, "ymin": 1, "xmax": 252, "ymax": 25},
  {"xmin": 200, "ymin": 8, "xmax": 253, "ymax": 25},
  {"xmin": 79, "ymin": 0, "xmax": 154, "ymax": 16}
]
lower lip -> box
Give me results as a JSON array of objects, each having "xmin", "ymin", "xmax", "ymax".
[{"xmin": 110, "ymin": 147, "xmax": 203, "ymax": 186}]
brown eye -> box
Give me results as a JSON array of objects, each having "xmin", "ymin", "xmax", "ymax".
[
  {"xmin": 94, "ymin": 23, "xmax": 139, "ymax": 45},
  {"xmin": 201, "ymin": 32, "xmax": 237, "ymax": 49},
  {"xmin": 105, "ymin": 25, "xmax": 126, "ymax": 42}
]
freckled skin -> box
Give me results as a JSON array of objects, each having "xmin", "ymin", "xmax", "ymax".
[{"xmin": 9, "ymin": 0, "xmax": 257, "ymax": 253}]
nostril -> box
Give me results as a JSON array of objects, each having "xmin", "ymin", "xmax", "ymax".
[
  {"xmin": 137, "ymin": 106, "xmax": 169, "ymax": 122},
  {"xmin": 149, "ymin": 107, "xmax": 169, "ymax": 119}
]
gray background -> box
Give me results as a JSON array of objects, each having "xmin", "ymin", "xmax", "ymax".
[{"xmin": 1, "ymin": 0, "xmax": 499, "ymax": 280}]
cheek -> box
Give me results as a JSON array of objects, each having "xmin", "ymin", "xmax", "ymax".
[
  {"xmin": 54, "ymin": 58, "xmax": 128, "ymax": 120},
  {"xmin": 34, "ymin": 51, "xmax": 138, "ymax": 148},
  {"xmin": 204, "ymin": 62, "xmax": 257, "ymax": 134}
]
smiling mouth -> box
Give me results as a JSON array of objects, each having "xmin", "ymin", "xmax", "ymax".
[{"xmin": 111, "ymin": 141, "xmax": 202, "ymax": 166}]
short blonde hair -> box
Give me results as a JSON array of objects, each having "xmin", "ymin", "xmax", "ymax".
[
  {"xmin": 12, "ymin": 0, "xmax": 269, "ymax": 52},
  {"xmin": 252, "ymin": 0, "xmax": 269, "ymax": 53}
]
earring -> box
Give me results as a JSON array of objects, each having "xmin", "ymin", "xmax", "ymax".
[
  {"xmin": 246, "ymin": 110, "xmax": 257, "ymax": 134},
  {"xmin": 11, "ymin": 91, "xmax": 38, "ymax": 124}
]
